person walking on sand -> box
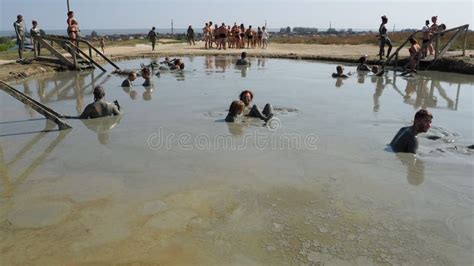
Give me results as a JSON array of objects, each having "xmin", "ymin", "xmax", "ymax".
[
  {"xmin": 378, "ymin": 15, "xmax": 392, "ymax": 60},
  {"xmin": 13, "ymin": 14, "xmax": 25, "ymax": 60},
  {"xmin": 148, "ymin": 27, "xmax": 158, "ymax": 51},
  {"xmin": 99, "ymin": 37, "xmax": 105, "ymax": 54},
  {"xmin": 187, "ymin": 25, "xmax": 195, "ymax": 45},
  {"xmin": 390, "ymin": 109, "xmax": 433, "ymax": 154}
]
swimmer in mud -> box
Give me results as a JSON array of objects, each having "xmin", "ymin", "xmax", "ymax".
[
  {"xmin": 332, "ymin": 65, "xmax": 350, "ymax": 78},
  {"xmin": 225, "ymin": 100, "xmax": 245, "ymax": 122},
  {"xmin": 390, "ymin": 109, "xmax": 433, "ymax": 153},
  {"xmin": 121, "ymin": 71, "xmax": 137, "ymax": 87},
  {"xmin": 239, "ymin": 90, "xmax": 273, "ymax": 122},
  {"xmin": 236, "ymin": 52, "xmax": 250, "ymax": 66},
  {"xmin": 356, "ymin": 55, "xmax": 371, "ymax": 71},
  {"xmin": 79, "ymin": 86, "xmax": 121, "ymax": 119}
]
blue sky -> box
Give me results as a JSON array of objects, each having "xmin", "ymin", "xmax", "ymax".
[{"xmin": 1, "ymin": 0, "xmax": 472, "ymax": 31}]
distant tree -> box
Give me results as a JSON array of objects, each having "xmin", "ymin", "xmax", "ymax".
[
  {"xmin": 91, "ymin": 30, "xmax": 98, "ymax": 37},
  {"xmin": 347, "ymin": 28, "xmax": 353, "ymax": 34},
  {"xmin": 293, "ymin": 27, "xmax": 319, "ymax": 34},
  {"xmin": 326, "ymin": 28, "xmax": 337, "ymax": 34},
  {"xmin": 286, "ymin": 26, "xmax": 291, "ymax": 33}
]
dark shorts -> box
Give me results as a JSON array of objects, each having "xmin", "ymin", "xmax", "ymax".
[
  {"xmin": 240, "ymin": 33, "xmax": 245, "ymax": 38},
  {"xmin": 247, "ymin": 35, "xmax": 252, "ymax": 40},
  {"xmin": 219, "ymin": 33, "xmax": 226, "ymax": 38},
  {"xmin": 422, "ymin": 39, "xmax": 430, "ymax": 44}
]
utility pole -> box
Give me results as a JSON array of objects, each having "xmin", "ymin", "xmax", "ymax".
[
  {"xmin": 67, "ymin": 0, "xmax": 70, "ymax": 12},
  {"xmin": 171, "ymin": 19, "xmax": 174, "ymax": 35}
]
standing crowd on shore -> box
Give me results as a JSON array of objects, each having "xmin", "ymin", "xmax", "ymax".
[{"xmin": 200, "ymin": 22, "xmax": 270, "ymax": 50}]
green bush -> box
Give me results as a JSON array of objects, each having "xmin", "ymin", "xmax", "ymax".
[{"xmin": 0, "ymin": 37, "xmax": 14, "ymax": 52}]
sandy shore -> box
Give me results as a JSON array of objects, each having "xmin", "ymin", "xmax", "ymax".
[{"xmin": 1, "ymin": 41, "xmax": 473, "ymax": 82}]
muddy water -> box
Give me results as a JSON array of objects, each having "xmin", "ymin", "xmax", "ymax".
[{"xmin": 0, "ymin": 56, "xmax": 473, "ymax": 265}]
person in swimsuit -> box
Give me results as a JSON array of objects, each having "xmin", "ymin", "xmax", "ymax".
[
  {"xmin": 408, "ymin": 37, "xmax": 421, "ymax": 71},
  {"xmin": 421, "ymin": 20, "xmax": 431, "ymax": 58},
  {"xmin": 225, "ymin": 100, "xmax": 245, "ymax": 122},
  {"xmin": 262, "ymin": 26, "xmax": 269, "ymax": 49},
  {"xmin": 245, "ymin": 26, "xmax": 253, "ymax": 48},
  {"xmin": 428, "ymin": 16, "xmax": 439, "ymax": 56},
  {"xmin": 79, "ymin": 86, "xmax": 121, "ymax": 119},
  {"xmin": 239, "ymin": 90, "xmax": 273, "ymax": 122},
  {"xmin": 378, "ymin": 15, "xmax": 392, "ymax": 60},
  {"xmin": 390, "ymin": 109, "xmax": 433, "ymax": 153},
  {"xmin": 217, "ymin": 23, "xmax": 227, "ymax": 50}
]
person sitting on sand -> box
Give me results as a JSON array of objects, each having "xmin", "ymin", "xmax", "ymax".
[
  {"xmin": 356, "ymin": 55, "xmax": 371, "ymax": 71},
  {"xmin": 236, "ymin": 52, "xmax": 250, "ymax": 66},
  {"xmin": 141, "ymin": 67, "xmax": 151, "ymax": 86},
  {"xmin": 239, "ymin": 90, "xmax": 273, "ymax": 122},
  {"xmin": 225, "ymin": 100, "xmax": 245, "ymax": 122},
  {"xmin": 390, "ymin": 109, "xmax": 433, "ymax": 154},
  {"xmin": 79, "ymin": 86, "xmax": 121, "ymax": 119},
  {"xmin": 121, "ymin": 71, "xmax": 137, "ymax": 87},
  {"xmin": 332, "ymin": 65, "xmax": 349, "ymax": 78}
]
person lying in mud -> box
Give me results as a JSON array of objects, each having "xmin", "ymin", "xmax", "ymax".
[
  {"xmin": 225, "ymin": 100, "xmax": 245, "ymax": 122},
  {"xmin": 332, "ymin": 65, "xmax": 351, "ymax": 78},
  {"xmin": 356, "ymin": 55, "xmax": 371, "ymax": 71},
  {"xmin": 236, "ymin": 52, "xmax": 250, "ymax": 66},
  {"xmin": 158, "ymin": 57, "xmax": 185, "ymax": 70},
  {"xmin": 390, "ymin": 109, "xmax": 433, "ymax": 153},
  {"xmin": 121, "ymin": 71, "xmax": 137, "ymax": 87},
  {"xmin": 79, "ymin": 86, "xmax": 121, "ymax": 119},
  {"xmin": 239, "ymin": 90, "xmax": 273, "ymax": 122}
]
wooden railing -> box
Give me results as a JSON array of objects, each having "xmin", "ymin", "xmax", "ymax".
[
  {"xmin": 383, "ymin": 24, "xmax": 470, "ymax": 70},
  {"xmin": 0, "ymin": 80, "xmax": 72, "ymax": 130},
  {"xmin": 33, "ymin": 34, "xmax": 120, "ymax": 72}
]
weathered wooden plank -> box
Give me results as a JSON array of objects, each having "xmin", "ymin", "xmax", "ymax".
[{"xmin": 0, "ymin": 81, "xmax": 72, "ymax": 130}]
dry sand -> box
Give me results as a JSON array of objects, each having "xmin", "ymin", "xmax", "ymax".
[{"xmin": 0, "ymin": 41, "xmax": 473, "ymax": 82}]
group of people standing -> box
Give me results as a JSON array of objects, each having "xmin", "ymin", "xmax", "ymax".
[
  {"xmin": 377, "ymin": 15, "xmax": 445, "ymax": 63},
  {"xmin": 202, "ymin": 22, "xmax": 269, "ymax": 50},
  {"xmin": 13, "ymin": 14, "xmax": 42, "ymax": 60}
]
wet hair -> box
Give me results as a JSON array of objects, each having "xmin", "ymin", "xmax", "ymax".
[
  {"xmin": 409, "ymin": 37, "xmax": 418, "ymax": 45},
  {"xmin": 336, "ymin": 65, "xmax": 344, "ymax": 73},
  {"xmin": 17, "ymin": 14, "xmax": 23, "ymax": 19},
  {"xmin": 32, "ymin": 20, "xmax": 38, "ymax": 25},
  {"xmin": 228, "ymin": 100, "xmax": 245, "ymax": 117},
  {"xmin": 128, "ymin": 71, "xmax": 136, "ymax": 78},
  {"xmin": 371, "ymin": 65, "xmax": 380, "ymax": 74},
  {"xmin": 241, "ymin": 52, "xmax": 247, "ymax": 59},
  {"xmin": 425, "ymin": 20, "xmax": 430, "ymax": 25},
  {"xmin": 239, "ymin": 90, "xmax": 254, "ymax": 101},
  {"xmin": 381, "ymin": 15, "xmax": 388, "ymax": 23},
  {"xmin": 152, "ymin": 27, "xmax": 155, "ymax": 30},
  {"xmin": 93, "ymin": 86, "xmax": 105, "ymax": 101},
  {"xmin": 358, "ymin": 56, "xmax": 367, "ymax": 64},
  {"xmin": 67, "ymin": 11, "xmax": 74, "ymax": 16},
  {"xmin": 414, "ymin": 109, "xmax": 433, "ymax": 121}
]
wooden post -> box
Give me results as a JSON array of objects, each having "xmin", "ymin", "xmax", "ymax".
[
  {"xmin": 434, "ymin": 34, "xmax": 440, "ymax": 59},
  {"xmin": 462, "ymin": 27, "xmax": 468, "ymax": 56}
]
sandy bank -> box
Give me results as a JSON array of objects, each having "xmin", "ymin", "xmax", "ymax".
[{"xmin": 1, "ymin": 42, "xmax": 473, "ymax": 83}]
